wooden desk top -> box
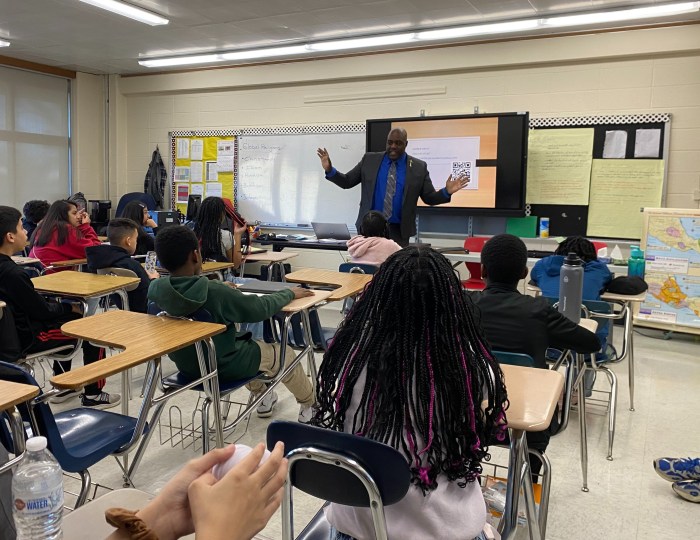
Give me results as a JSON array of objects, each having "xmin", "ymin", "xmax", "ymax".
[
  {"xmin": 52, "ymin": 310, "xmax": 226, "ymax": 389},
  {"xmin": 601, "ymin": 291, "xmax": 647, "ymax": 303},
  {"xmin": 201, "ymin": 261, "xmax": 237, "ymax": 273},
  {"xmin": 52, "ymin": 258, "xmax": 88, "ymax": 268},
  {"xmin": 244, "ymin": 251, "xmax": 299, "ymax": 263},
  {"xmin": 285, "ymin": 269, "xmax": 372, "ymax": 301},
  {"xmin": 501, "ymin": 364, "xmax": 564, "ymax": 432},
  {"xmin": 32, "ymin": 271, "xmax": 141, "ymax": 298},
  {"xmin": 281, "ymin": 290, "xmax": 333, "ymax": 312},
  {"xmin": 11, "ymin": 256, "xmax": 41, "ymax": 265},
  {"xmin": 0, "ymin": 381, "xmax": 39, "ymax": 411}
]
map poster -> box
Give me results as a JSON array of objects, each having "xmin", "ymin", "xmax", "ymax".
[{"xmin": 638, "ymin": 210, "xmax": 700, "ymax": 329}]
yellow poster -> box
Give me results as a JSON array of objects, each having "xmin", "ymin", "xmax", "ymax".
[
  {"xmin": 587, "ymin": 159, "xmax": 664, "ymax": 239},
  {"xmin": 526, "ymin": 128, "xmax": 595, "ymax": 205}
]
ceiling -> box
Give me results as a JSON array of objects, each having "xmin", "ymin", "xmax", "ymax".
[{"xmin": 0, "ymin": 0, "xmax": 698, "ymax": 75}]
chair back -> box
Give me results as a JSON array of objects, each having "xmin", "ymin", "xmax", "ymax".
[
  {"xmin": 462, "ymin": 236, "xmax": 488, "ymax": 290},
  {"xmin": 267, "ymin": 421, "xmax": 410, "ymax": 506},
  {"xmin": 96, "ymin": 267, "xmax": 140, "ymax": 292},
  {"xmin": 492, "ymin": 350, "xmax": 536, "ymax": 367},
  {"xmin": 147, "ymin": 302, "xmax": 214, "ymax": 323},
  {"xmin": 115, "ymin": 193, "xmax": 156, "ymax": 218},
  {"xmin": 339, "ymin": 262, "xmax": 378, "ymax": 275},
  {"xmin": 591, "ymin": 241, "xmax": 608, "ymax": 255}
]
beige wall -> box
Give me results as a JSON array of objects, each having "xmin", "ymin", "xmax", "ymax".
[{"xmin": 72, "ymin": 72, "xmax": 106, "ymax": 198}]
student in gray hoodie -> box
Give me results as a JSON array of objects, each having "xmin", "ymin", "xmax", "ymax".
[{"xmin": 148, "ymin": 225, "xmax": 316, "ymax": 422}]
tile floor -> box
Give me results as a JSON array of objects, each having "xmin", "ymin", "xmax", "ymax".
[{"xmin": 50, "ymin": 306, "xmax": 700, "ymax": 539}]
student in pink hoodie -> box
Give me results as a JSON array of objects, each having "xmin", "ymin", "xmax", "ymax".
[{"xmin": 346, "ymin": 211, "xmax": 401, "ymax": 266}]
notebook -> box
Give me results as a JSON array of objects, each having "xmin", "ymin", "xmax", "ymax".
[
  {"xmin": 238, "ymin": 280, "xmax": 300, "ymax": 294},
  {"xmin": 311, "ymin": 222, "xmax": 351, "ymax": 241}
]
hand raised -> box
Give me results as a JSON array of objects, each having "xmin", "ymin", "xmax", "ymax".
[
  {"xmin": 445, "ymin": 173, "xmax": 469, "ymax": 195},
  {"xmin": 317, "ymin": 147, "xmax": 332, "ymax": 173}
]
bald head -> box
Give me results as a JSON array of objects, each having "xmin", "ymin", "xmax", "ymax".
[{"xmin": 386, "ymin": 128, "xmax": 408, "ymax": 160}]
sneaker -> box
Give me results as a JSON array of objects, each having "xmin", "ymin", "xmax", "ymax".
[
  {"xmin": 81, "ymin": 391, "xmax": 121, "ymax": 410},
  {"xmin": 50, "ymin": 389, "xmax": 80, "ymax": 404},
  {"xmin": 672, "ymin": 480, "xmax": 700, "ymax": 503},
  {"xmin": 298, "ymin": 403, "xmax": 316, "ymax": 424},
  {"xmin": 654, "ymin": 457, "xmax": 700, "ymax": 482},
  {"xmin": 256, "ymin": 390, "xmax": 278, "ymax": 418}
]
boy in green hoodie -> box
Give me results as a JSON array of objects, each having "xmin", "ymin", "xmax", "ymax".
[{"xmin": 148, "ymin": 225, "xmax": 316, "ymax": 421}]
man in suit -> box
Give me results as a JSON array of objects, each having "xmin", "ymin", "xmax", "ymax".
[{"xmin": 317, "ymin": 127, "xmax": 468, "ymax": 246}]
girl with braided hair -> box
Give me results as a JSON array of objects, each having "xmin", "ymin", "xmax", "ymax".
[
  {"xmin": 193, "ymin": 196, "xmax": 246, "ymax": 268},
  {"xmin": 314, "ymin": 246, "xmax": 508, "ymax": 540}
]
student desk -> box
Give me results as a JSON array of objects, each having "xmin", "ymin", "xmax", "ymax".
[
  {"xmin": 285, "ymin": 269, "xmax": 372, "ymax": 302},
  {"xmin": 256, "ymin": 238, "xmax": 348, "ymax": 252},
  {"xmin": 10, "ymin": 256, "xmax": 41, "ymax": 266},
  {"xmin": 154, "ymin": 261, "xmax": 238, "ymax": 281},
  {"xmin": 240, "ymin": 250, "xmax": 298, "ymax": 281},
  {"xmin": 0, "ymin": 380, "xmax": 40, "ymax": 474},
  {"xmin": 50, "ymin": 258, "xmax": 88, "ymax": 271},
  {"xmin": 32, "ymin": 271, "xmax": 140, "ymax": 312},
  {"xmin": 52, "ymin": 310, "xmax": 226, "ymax": 482},
  {"xmin": 499, "ymin": 364, "xmax": 564, "ymax": 540}
]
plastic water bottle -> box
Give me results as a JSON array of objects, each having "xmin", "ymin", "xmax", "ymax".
[
  {"xmin": 145, "ymin": 250, "xmax": 157, "ymax": 274},
  {"xmin": 628, "ymin": 245, "xmax": 646, "ymax": 277},
  {"xmin": 12, "ymin": 436, "xmax": 64, "ymax": 539},
  {"xmin": 559, "ymin": 252, "xmax": 584, "ymax": 323}
]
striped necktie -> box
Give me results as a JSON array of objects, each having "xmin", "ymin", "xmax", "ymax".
[{"xmin": 383, "ymin": 160, "xmax": 397, "ymax": 219}]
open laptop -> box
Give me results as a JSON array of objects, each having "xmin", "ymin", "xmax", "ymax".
[{"xmin": 311, "ymin": 222, "xmax": 352, "ymax": 241}]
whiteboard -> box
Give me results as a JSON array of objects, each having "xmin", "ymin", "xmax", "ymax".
[{"xmin": 237, "ymin": 131, "xmax": 364, "ymax": 228}]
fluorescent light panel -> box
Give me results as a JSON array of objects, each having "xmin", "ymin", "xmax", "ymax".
[
  {"xmin": 79, "ymin": 0, "xmax": 169, "ymax": 26},
  {"xmin": 0, "ymin": 39, "xmax": 10, "ymax": 47},
  {"xmin": 139, "ymin": 1, "xmax": 700, "ymax": 67}
]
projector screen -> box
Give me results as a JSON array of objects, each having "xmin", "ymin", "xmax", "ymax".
[{"xmin": 366, "ymin": 112, "xmax": 529, "ymax": 216}]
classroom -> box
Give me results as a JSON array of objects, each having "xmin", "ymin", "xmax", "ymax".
[{"xmin": 1, "ymin": 1, "xmax": 699, "ymax": 539}]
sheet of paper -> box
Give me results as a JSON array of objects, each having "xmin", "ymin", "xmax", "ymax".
[
  {"xmin": 205, "ymin": 182, "xmax": 223, "ymax": 198},
  {"xmin": 587, "ymin": 159, "xmax": 664, "ymax": 239},
  {"xmin": 634, "ymin": 129, "xmax": 661, "ymax": 158},
  {"xmin": 176, "ymin": 183, "xmax": 189, "ymax": 203},
  {"xmin": 176, "ymin": 138, "xmax": 190, "ymax": 159},
  {"xmin": 603, "ymin": 130, "xmax": 627, "ymax": 159},
  {"xmin": 217, "ymin": 155, "xmax": 234, "ymax": 172},
  {"xmin": 190, "ymin": 139, "xmax": 204, "ymax": 161},
  {"xmin": 217, "ymin": 140, "xmax": 234, "ymax": 156},
  {"xmin": 406, "ymin": 137, "xmax": 480, "ymax": 189},
  {"xmin": 174, "ymin": 166, "xmax": 190, "ymax": 182},
  {"xmin": 190, "ymin": 161, "xmax": 203, "ymax": 183},
  {"xmin": 206, "ymin": 161, "xmax": 218, "ymax": 181},
  {"xmin": 526, "ymin": 128, "xmax": 594, "ymax": 205},
  {"xmin": 191, "ymin": 184, "xmax": 204, "ymax": 196}
]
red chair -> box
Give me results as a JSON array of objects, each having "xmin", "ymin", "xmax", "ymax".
[
  {"xmin": 591, "ymin": 241, "xmax": 608, "ymax": 255},
  {"xmin": 462, "ymin": 237, "xmax": 488, "ymax": 290}
]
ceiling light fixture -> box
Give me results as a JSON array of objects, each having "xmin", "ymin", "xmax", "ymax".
[
  {"xmin": 0, "ymin": 39, "xmax": 10, "ymax": 47},
  {"xmin": 138, "ymin": 1, "xmax": 700, "ymax": 68},
  {"xmin": 79, "ymin": 0, "xmax": 169, "ymax": 26}
]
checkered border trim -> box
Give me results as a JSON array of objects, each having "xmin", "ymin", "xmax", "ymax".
[
  {"xmin": 530, "ymin": 113, "xmax": 670, "ymax": 127},
  {"xmin": 240, "ymin": 124, "xmax": 365, "ymax": 135}
]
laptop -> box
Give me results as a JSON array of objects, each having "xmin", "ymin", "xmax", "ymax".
[{"xmin": 311, "ymin": 222, "xmax": 352, "ymax": 241}]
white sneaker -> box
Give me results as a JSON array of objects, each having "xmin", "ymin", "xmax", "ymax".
[
  {"xmin": 298, "ymin": 404, "xmax": 315, "ymax": 424},
  {"xmin": 256, "ymin": 390, "xmax": 278, "ymax": 418},
  {"xmin": 81, "ymin": 391, "xmax": 121, "ymax": 410}
]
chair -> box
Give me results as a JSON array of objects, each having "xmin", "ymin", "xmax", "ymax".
[
  {"xmin": 0, "ymin": 361, "xmax": 145, "ymax": 507},
  {"xmin": 462, "ymin": 237, "xmax": 488, "ymax": 290},
  {"xmin": 266, "ymin": 420, "xmax": 411, "ymax": 540},
  {"xmin": 115, "ymin": 192, "xmax": 156, "ymax": 218},
  {"xmin": 95, "ymin": 267, "xmax": 140, "ymax": 311},
  {"xmin": 591, "ymin": 241, "xmax": 608, "ymax": 255},
  {"xmin": 492, "ymin": 350, "xmax": 536, "ymax": 367}
]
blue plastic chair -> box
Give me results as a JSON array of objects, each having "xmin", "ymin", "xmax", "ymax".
[
  {"xmin": 115, "ymin": 192, "xmax": 156, "ymax": 218},
  {"xmin": 0, "ymin": 361, "xmax": 145, "ymax": 507},
  {"xmin": 492, "ymin": 350, "xmax": 536, "ymax": 367},
  {"xmin": 267, "ymin": 420, "xmax": 411, "ymax": 540}
]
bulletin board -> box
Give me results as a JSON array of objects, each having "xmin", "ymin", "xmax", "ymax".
[
  {"xmin": 525, "ymin": 113, "xmax": 671, "ymax": 240},
  {"xmin": 169, "ymin": 130, "xmax": 237, "ymax": 216}
]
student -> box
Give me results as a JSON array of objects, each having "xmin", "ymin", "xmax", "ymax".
[
  {"xmin": 105, "ymin": 442, "xmax": 287, "ymax": 540},
  {"xmin": 346, "ymin": 210, "xmax": 401, "ymax": 266},
  {"xmin": 29, "ymin": 199, "xmax": 102, "ymax": 270},
  {"xmin": 193, "ymin": 196, "xmax": 246, "ymax": 269},
  {"xmin": 120, "ymin": 201, "xmax": 157, "ymax": 256},
  {"xmin": 470, "ymin": 234, "xmax": 600, "ymax": 475},
  {"xmin": 0, "ymin": 205, "xmax": 119, "ymax": 409},
  {"xmin": 85, "ymin": 218, "xmax": 159, "ymax": 313},
  {"xmin": 314, "ymin": 247, "xmax": 508, "ymax": 540},
  {"xmin": 22, "ymin": 199, "xmax": 49, "ymax": 243},
  {"xmin": 147, "ymin": 225, "xmax": 316, "ymax": 421}
]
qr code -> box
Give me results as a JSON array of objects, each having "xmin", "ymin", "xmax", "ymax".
[{"xmin": 452, "ymin": 161, "xmax": 472, "ymax": 181}]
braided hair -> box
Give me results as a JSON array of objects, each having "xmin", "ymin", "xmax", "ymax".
[
  {"xmin": 193, "ymin": 197, "xmax": 227, "ymax": 262},
  {"xmin": 313, "ymin": 247, "xmax": 508, "ymax": 493},
  {"xmin": 555, "ymin": 236, "xmax": 597, "ymax": 262}
]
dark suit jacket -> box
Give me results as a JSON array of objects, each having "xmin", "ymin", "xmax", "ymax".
[{"xmin": 327, "ymin": 152, "xmax": 449, "ymax": 240}]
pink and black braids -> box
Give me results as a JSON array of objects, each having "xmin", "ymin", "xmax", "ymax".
[{"xmin": 313, "ymin": 247, "xmax": 508, "ymax": 493}]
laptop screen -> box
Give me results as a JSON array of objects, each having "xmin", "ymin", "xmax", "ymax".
[{"xmin": 311, "ymin": 222, "xmax": 351, "ymax": 241}]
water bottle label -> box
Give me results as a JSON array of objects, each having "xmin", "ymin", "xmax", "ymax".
[{"xmin": 14, "ymin": 486, "xmax": 64, "ymax": 516}]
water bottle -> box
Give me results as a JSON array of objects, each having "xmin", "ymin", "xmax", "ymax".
[
  {"xmin": 559, "ymin": 252, "xmax": 584, "ymax": 323},
  {"xmin": 145, "ymin": 250, "xmax": 157, "ymax": 274},
  {"xmin": 628, "ymin": 245, "xmax": 646, "ymax": 277},
  {"xmin": 12, "ymin": 436, "xmax": 64, "ymax": 539}
]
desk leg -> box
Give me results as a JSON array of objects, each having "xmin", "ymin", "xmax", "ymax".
[
  {"xmin": 625, "ymin": 303, "xmax": 635, "ymax": 411},
  {"xmin": 0, "ymin": 407, "xmax": 28, "ymax": 475},
  {"xmin": 499, "ymin": 429, "xmax": 523, "ymax": 540},
  {"xmin": 576, "ymin": 354, "xmax": 589, "ymax": 492},
  {"xmin": 300, "ymin": 309, "xmax": 318, "ymax": 397}
]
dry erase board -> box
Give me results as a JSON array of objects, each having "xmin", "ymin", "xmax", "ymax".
[{"xmin": 237, "ymin": 126, "xmax": 364, "ymax": 228}]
